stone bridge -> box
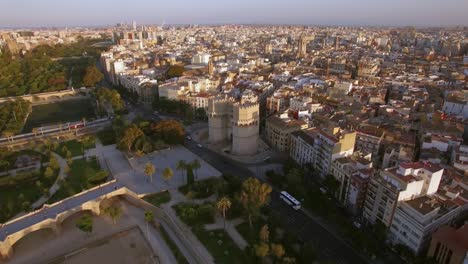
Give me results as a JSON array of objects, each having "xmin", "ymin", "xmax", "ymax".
[
  {"xmin": 0, "ymin": 180, "xmax": 132, "ymax": 259},
  {"xmin": 0, "ymin": 88, "xmax": 93, "ymax": 105}
]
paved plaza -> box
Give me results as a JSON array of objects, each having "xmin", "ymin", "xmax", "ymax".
[{"xmin": 123, "ymin": 146, "xmax": 222, "ymax": 194}]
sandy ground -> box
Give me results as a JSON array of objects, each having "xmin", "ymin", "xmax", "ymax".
[
  {"xmin": 55, "ymin": 228, "xmax": 154, "ymax": 264},
  {"xmin": 7, "ymin": 199, "xmax": 176, "ymax": 264}
]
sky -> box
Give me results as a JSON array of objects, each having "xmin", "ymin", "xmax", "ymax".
[{"xmin": 1, "ymin": 0, "xmax": 467, "ymax": 28}]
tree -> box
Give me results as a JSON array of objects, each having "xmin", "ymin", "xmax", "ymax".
[
  {"xmin": 259, "ymin": 224, "xmax": 269, "ymax": 243},
  {"xmin": 49, "ymin": 155, "xmax": 60, "ymax": 170},
  {"xmin": 162, "ymin": 167, "xmax": 174, "ymax": 185},
  {"xmin": 61, "ymin": 145, "xmax": 68, "ymax": 156},
  {"xmin": 286, "ymin": 168, "xmax": 303, "ymax": 187},
  {"xmin": 44, "ymin": 166, "xmax": 55, "ymax": 179},
  {"xmin": 270, "ymin": 243, "xmax": 285, "ymax": 260},
  {"xmin": 144, "ymin": 162, "xmax": 156, "ymax": 183},
  {"xmin": 239, "ymin": 178, "xmax": 272, "ymax": 227},
  {"xmin": 191, "ymin": 159, "xmax": 201, "ymax": 179},
  {"xmin": 194, "ymin": 107, "xmax": 207, "ymax": 120},
  {"xmin": 216, "ymin": 196, "xmax": 232, "ymax": 230},
  {"xmin": 83, "ymin": 65, "xmax": 103, "ymax": 87},
  {"xmin": 76, "ymin": 214, "xmax": 93, "ymax": 235},
  {"xmin": 104, "ymin": 205, "xmax": 123, "ymax": 224},
  {"xmin": 255, "ymin": 243, "xmax": 270, "ymax": 259},
  {"xmin": 149, "ymin": 120, "xmax": 185, "ymax": 145},
  {"xmin": 144, "ymin": 210, "xmax": 154, "ymax": 239},
  {"xmin": 186, "ymin": 164, "xmax": 195, "ymax": 185},
  {"xmin": 166, "ymin": 65, "xmax": 185, "ymax": 79},
  {"xmin": 282, "ymin": 257, "xmax": 296, "ymax": 264},
  {"xmin": 176, "ymin": 160, "xmax": 187, "ymax": 183},
  {"xmin": 119, "ymin": 125, "xmax": 144, "ymax": 152}
]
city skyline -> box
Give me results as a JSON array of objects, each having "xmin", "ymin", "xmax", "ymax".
[{"xmin": 1, "ymin": 0, "xmax": 468, "ymax": 28}]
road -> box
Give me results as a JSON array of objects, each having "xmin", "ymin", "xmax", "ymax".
[{"xmin": 183, "ymin": 139, "xmax": 368, "ymax": 264}]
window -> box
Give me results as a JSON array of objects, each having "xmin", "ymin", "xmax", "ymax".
[
  {"xmin": 445, "ymin": 250, "xmax": 452, "ymax": 264},
  {"xmin": 433, "ymin": 242, "xmax": 441, "ymax": 260}
]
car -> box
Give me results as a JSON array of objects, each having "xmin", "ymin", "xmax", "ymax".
[
  {"xmin": 186, "ymin": 136, "xmax": 192, "ymax": 140},
  {"xmin": 353, "ymin": 221, "xmax": 362, "ymax": 229},
  {"xmin": 263, "ymin": 157, "xmax": 271, "ymax": 162},
  {"xmin": 197, "ymin": 144, "xmax": 203, "ymax": 148}
]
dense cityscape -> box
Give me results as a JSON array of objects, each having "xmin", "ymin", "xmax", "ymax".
[{"xmin": 0, "ymin": 7, "xmax": 467, "ymax": 264}]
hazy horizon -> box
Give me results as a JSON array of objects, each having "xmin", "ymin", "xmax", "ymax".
[{"xmin": 1, "ymin": 0, "xmax": 468, "ymax": 28}]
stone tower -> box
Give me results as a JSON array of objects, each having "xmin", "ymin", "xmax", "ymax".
[
  {"xmin": 207, "ymin": 96, "xmax": 259, "ymax": 156},
  {"xmin": 231, "ymin": 102, "xmax": 259, "ymax": 155}
]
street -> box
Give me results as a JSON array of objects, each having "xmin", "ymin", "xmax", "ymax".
[{"xmin": 183, "ymin": 138, "xmax": 368, "ymax": 264}]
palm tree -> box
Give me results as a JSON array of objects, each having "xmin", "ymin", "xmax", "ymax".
[
  {"xmin": 216, "ymin": 196, "xmax": 232, "ymax": 230},
  {"xmin": 176, "ymin": 160, "xmax": 187, "ymax": 183},
  {"xmin": 144, "ymin": 162, "xmax": 156, "ymax": 183},
  {"xmin": 191, "ymin": 159, "xmax": 201, "ymax": 179},
  {"xmin": 144, "ymin": 210, "xmax": 154, "ymax": 240},
  {"xmin": 162, "ymin": 167, "xmax": 174, "ymax": 186}
]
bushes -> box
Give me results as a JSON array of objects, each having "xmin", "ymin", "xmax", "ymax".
[
  {"xmin": 97, "ymin": 129, "xmax": 117, "ymax": 145},
  {"xmin": 174, "ymin": 202, "xmax": 216, "ymax": 226},
  {"xmin": 88, "ymin": 170, "xmax": 108, "ymax": 184},
  {"xmin": 144, "ymin": 191, "xmax": 171, "ymax": 207},
  {"xmin": 0, "ymin": 170, "xmax": 41, "ymax": 187},
  {"xmin": 179, "ymin": 178, "xmax": 222, "ymax": 199}
]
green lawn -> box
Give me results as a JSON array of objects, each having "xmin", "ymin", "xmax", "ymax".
[
  {"xmin": 193, "ymin": 227, "xmax": 253, "ymax": 264},
  {"xmin": 143, "ymin": 191, "xmax": 171, "ymax": 207},
  {"xmin": 0, "ymin": 167, "xmax": 59, "ymax": 223},
  {"xmin": 22, "ymin": 99, "xmax": 96, "ymax": 133},
  {"xmin": 56, "ymin": 138, "xmax": 95, "ymax": 158},
  {"xmin": 173, "ymin": 202, "xmax": 253, "ymax": 263},
  {"xmin": 48, "ymin": 157, "xmax": 106, "ymax": 203}
]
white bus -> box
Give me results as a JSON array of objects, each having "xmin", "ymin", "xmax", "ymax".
[{"xmin": 280, "ymin": 191, "xmax": 301, "ymax": 210}]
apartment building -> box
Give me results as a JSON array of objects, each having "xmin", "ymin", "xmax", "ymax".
[
  {"xmin": 363, "ymin": 162, "xmax": 444, "ymax": 227},
  {"xmin": 290, "ymin": 127, "xmax": 357, "ymax": 178},
  {"xmin": 427, "ymin": 225, "xmax": 468, "ymax": 264},
  {"xmin": 118, "ymin": 74, "xmax": 157, "ymax": 104},
  {"xmin": 355, "ymin": 127, "xmax": 384, "ymax": 161},
  {"xmin": 331, "ymin": 155, "xmax": 374, "ymax": 214},
  {"xmin": 452, "ymin": 145, "xmax": 468, "ymax": 172},
  {"xmin": 389, "ymin": 195, "xmax": 467, "ymax": 254},
  {"xmin": 266, "ymin": 95, "xmax": 288, "ymax": 114},
  {"xmin": 265, "ymin": 114, "xmax": 308, "ymax": 152}
]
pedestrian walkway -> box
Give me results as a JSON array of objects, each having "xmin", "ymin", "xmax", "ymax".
[
  {"xmin": 30, "ymin": 143, "xmax": 109, "ymax": 210},
  {"xmin": 205, "ymin": 217, "xmax": 248, "ymax": 250},
  {"xmin": 162, "ymin": 188, "xmax": 216, "ymax": 264},
  {"xmin": 31, "ymin": 152, "xmax": 68, "ymax": 209},
  {"xmin": 0, "ymin": 164, "xmax": 41, "ymax": 177}
]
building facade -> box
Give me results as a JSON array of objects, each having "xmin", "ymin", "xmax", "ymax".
[{"xmin": 363, "ymin": 162, "xmax": 444, "ymax": 228}]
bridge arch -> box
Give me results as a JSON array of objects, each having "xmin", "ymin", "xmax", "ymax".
[{"xmin": 0, "ymin": 183, "xmax": 133, "ymax": 260}]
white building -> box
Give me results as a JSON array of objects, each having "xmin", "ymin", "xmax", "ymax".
[
  {"xmin": 389, "ymin": 194, "xmax": 468, "ymax": 254},
  {"xmin": 290, "ymin": 128, "xmax": 357, "ymax": 178},
  {"xmin": 363, "ymin": 162, "xmax": 444, "ymax": 227},
  {"xmin": 442, "ymin": 99, "xmax": 468, "ymax": 119},
  {"xmin": 191, "ymin": 53, "xmax": 211, "ymax": 65},
  {"xmin": 452, "ymin": 145, "xmax": 468, "ymax": 172},
  {"xmin": 290, "ymin": 96, "xmax": 312, "ymax": 111}
]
